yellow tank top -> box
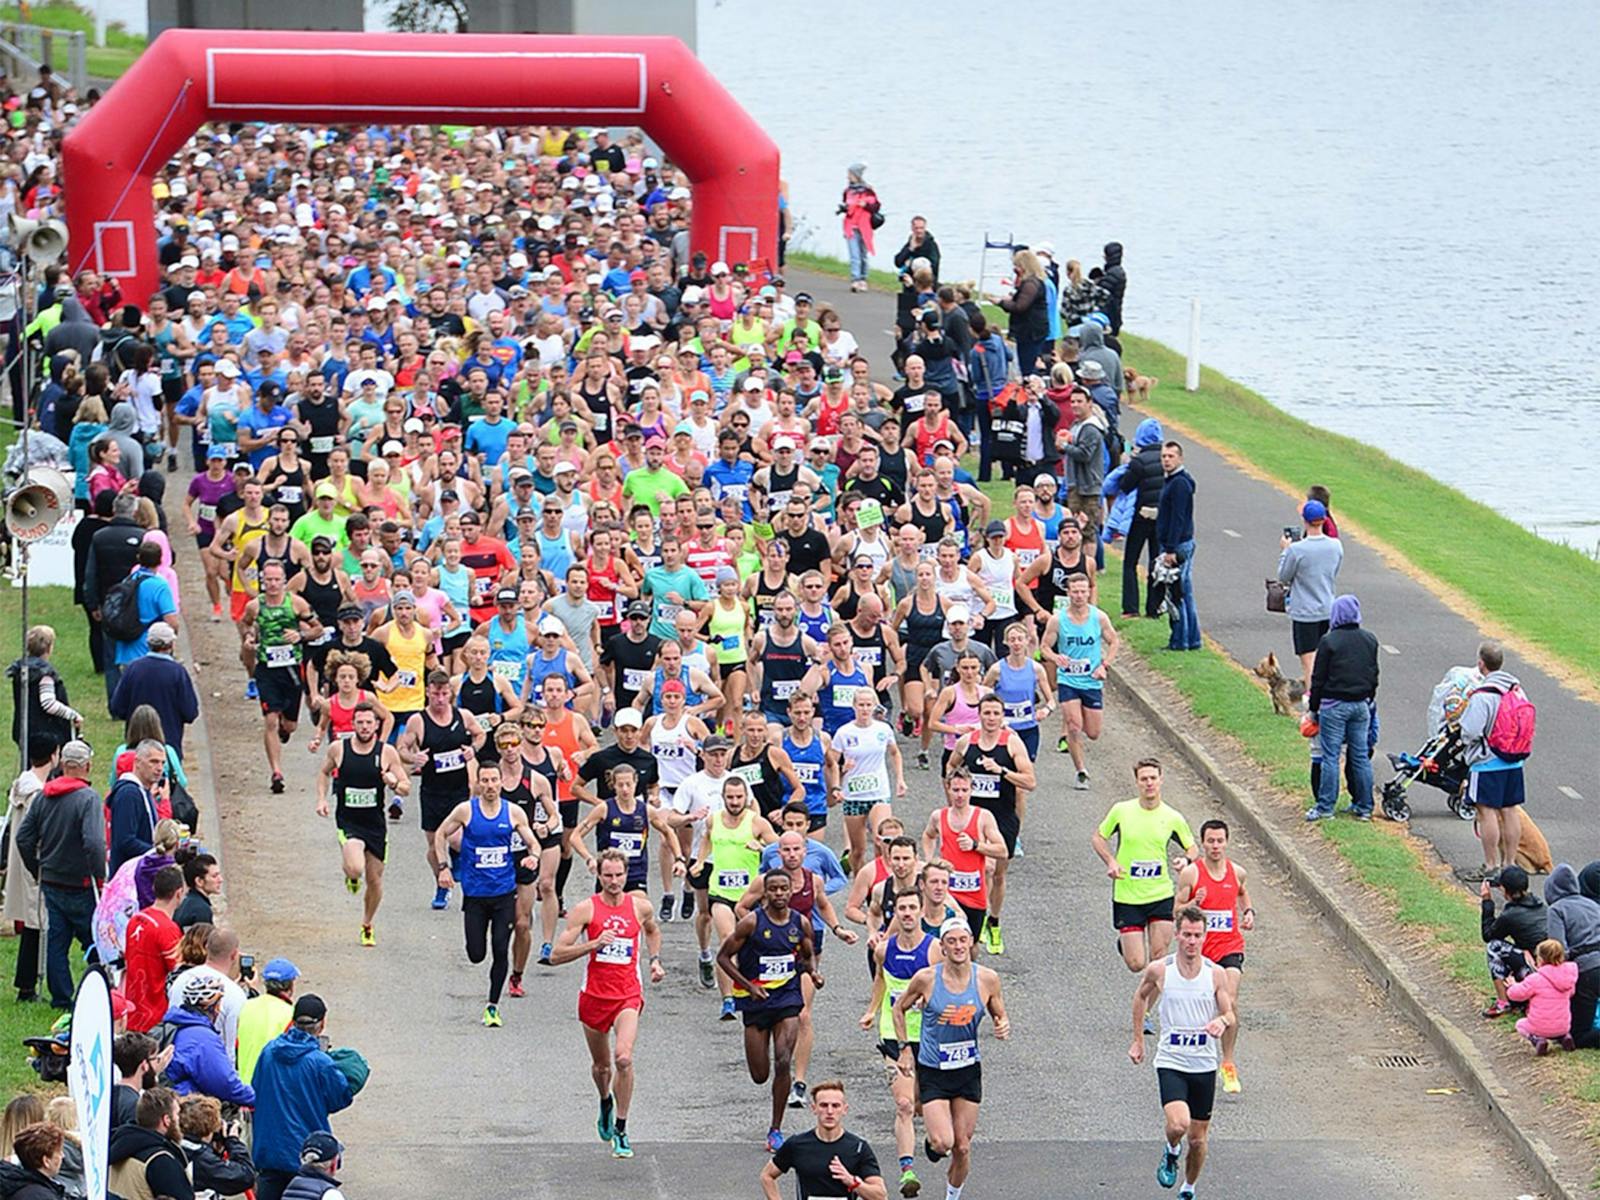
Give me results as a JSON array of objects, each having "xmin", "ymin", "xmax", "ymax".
[
  {"xmin": 709, "ymin": 597, "xmax": 747, "ymax": 665},
  {"xmin": 230, "ymin": 514, "xmax": 270, "ymax": 594},
  {"xmin": 385, "ymin": 622, "xmax": 429, "ymax": 712},
  {"xmin": 708, "ymin": 808, "xmax": 759, "ymax": 901}
]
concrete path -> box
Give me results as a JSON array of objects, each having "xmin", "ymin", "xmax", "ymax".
[
  {"xmin": 792, "ymin": 266, "xmax": 1598, "ymax": 879},
  {"xmin": 179, "ymin": 585, "xmax": 1532, "ymax": 1197}
]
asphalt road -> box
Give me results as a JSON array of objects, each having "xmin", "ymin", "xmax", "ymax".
[
  {"xmin": 793, "ymin": 266, "xmax": 1598, "ymax": 880},
  {"xmin": 188, "ymin": 618, "xmax": 1531, "ymax": 1198}
]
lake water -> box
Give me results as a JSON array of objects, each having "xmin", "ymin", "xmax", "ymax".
[{"xmin": 703, "ymin": 0, "xmax": 1600, "ymax": 552}]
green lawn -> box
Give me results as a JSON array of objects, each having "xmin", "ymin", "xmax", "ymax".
[
  {"xmin": 0, "ymin": 2, "xmax": 146, "ymax": 81},
  {"xmin": 789, "ymin": 247, "xmax": 1600, "ymax": 685}
]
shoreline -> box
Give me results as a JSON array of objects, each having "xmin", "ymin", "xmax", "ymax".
[{"xmin": 786, "ymin": 247, "xmax": 1600, "ymax": 688}]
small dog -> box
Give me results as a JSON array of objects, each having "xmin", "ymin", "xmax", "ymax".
[
  {"xmin": 1125, "ymin": 367, "xmax": 1158, "ymax": 404},
  {"xmin": 1254, "ymin": 652, "xmax": 1305, "ymax": 717}
]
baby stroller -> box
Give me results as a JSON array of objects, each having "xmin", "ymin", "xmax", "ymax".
[{"xmin": 1379, "ymin": 666, "xmax": 1478, "ymax": 823}]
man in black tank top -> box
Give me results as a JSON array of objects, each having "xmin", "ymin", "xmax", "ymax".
[
  {"xmin": 296, "ymin": 374, "xmax": 342, "ymax": 477},
  {"xmin": 316, "ymin": 701, "xmax": 409, "ymax": 945},
  {"xmin": 729, "ymin": 711, "xmax": 804, "ymax": 819},
  {"xmin": 291, "ymin": 537, "xmax": 348, "ymax": 656},
  {"xmin": 400, "ymin": 672, "xmax": 486, "ymax": 909},
  {"xmin": 240, "ymin": 505, "xmax": 312, "ymax": 588},
  {"xmin": 1023, "ymin": 519, "xmax": 1097, "ymax": 618},
  {"xmin": 949, "ymin": 696, "xmax": 1037, "ymax": 956},
  {"xmin": 599, "ymin": 602, "xmax": 663, "ymax": 714},
  {"xmin": 749, "ymin": 593, "xmax": 820, "ymax": 725},
  {"xmin": 846, "ymin": 595, "xmax": 903, "ymax": 709}
]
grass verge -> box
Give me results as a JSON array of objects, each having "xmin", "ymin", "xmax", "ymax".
[
  {"xmin": 787, "ymin": 247, "xmax": 1600, "ymax": 684},
  {"xmin": 0, "ymin": 2, "xmax": 145, "ymax": 81}
]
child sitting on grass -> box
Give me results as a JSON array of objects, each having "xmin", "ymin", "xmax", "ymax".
[{"xmin": 1507, "ymin": 939, "xmax": 1578, "ymax": 1054}]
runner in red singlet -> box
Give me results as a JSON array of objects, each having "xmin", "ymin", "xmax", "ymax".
[
  {"xmin": 920, "ymin": 770, "xmax": 1007, "ymax": 939},
  {"xmin": 549, "ymin": 849, "xmax": 664, "ymax": 1159},
  {"xmin": 1175, "ymin": 818, "xmax": 1254, "ymax": 1095},
  {"xmin": 307, "ymin": 650, "xmax": 395, "ymax": 752}
]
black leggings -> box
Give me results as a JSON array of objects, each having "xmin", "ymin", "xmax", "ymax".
[
  {"xmin": 1572, "ymin": 964, "xmax": 1600, "ymax": 1050},
  {"xmin": 463, "ymin": 892, "xmax": 516, "ymax": 1005}
]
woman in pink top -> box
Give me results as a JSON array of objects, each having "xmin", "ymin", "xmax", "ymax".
[
  {"xmin": 87, "ymin": 437, "xmax": 129, "ymax": 501},
  {"xmin": 930, "ymin": 652, "xmax": 986, "ymax": 767},
  {"xmin": 1507, "ymin": 939, "xmax": 1579, "ymax": 1053}
]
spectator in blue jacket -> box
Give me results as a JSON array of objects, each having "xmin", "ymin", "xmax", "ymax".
[
  {"xmin": 107, "ymin": 739, "xmax": 165, "ymax": 872},
  {"xmin": 163, "ymin": 973, "xmax": 256, "ymax": 1108},
  {"xmin": 109, "ymin": 622, "xmax": 200, "ymax": 758},
  {"xmin": 1156, "ymin": 441, "xmax": 1199, "ymax": 651},
  {"xmin": 965, "ymin": 314, "xmax": 1012, "ymax": 482},
  {"xmin": 251, "ymin": 994, "xmax": 355, "ymax": 1200}
]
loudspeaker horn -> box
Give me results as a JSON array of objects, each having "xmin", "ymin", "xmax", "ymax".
[
  {"xmin": 5, "ymin": 467, "xmax": 73, "ymax": 542},
  {"xmin": 7, "ymin": 215, "xmax": 66, "ymax": 265}
]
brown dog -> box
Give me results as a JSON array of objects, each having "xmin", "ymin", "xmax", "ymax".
[
  {"xmin": 1125, "ymin": 367, "xmax": 1158, "ymax": 404},
  {"xmin": 1254, "ymin": 652, "xmax": 1305, "ymax": 716}
]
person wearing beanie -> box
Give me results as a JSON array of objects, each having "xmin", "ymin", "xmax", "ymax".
[{"xmin": 1305, "ymin": 594, "xmax": 1379, "ymax": 822}]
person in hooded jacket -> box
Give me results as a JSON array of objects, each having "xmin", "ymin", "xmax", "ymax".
[
  {"xmin": 107, "ymin": 1088, "xmax": 192, "ymax": 1200},
  {"xmin": 104, "ymin": 401, "xmax": 146, "ymax": 480},
  {"xmin": 162, "ymin": 973, "xmax": 257, "ymax": 1108},
  {"xmin": 1116, "ymin": 418, "xmax": 1167, "ymax": 618},
  {"xmin": 251, "ymin": 995, "xmax": 355, "ymax": 1200},
  {"xmin": 1305, "ymin": 594, "xmax": 1378, "ymax": 821},
  {"xmin": 39, "ymin": 292, "xmax": 99, "ymax": 372},
  {"xmin": 1545, "ymin": 863, "xmax": 1600, "ymax": 1049},
  {"xmin": 965, "ymin": 313, "xmax": 1012, "ymax": 482},
  {"xmin": 997, "ymin": 249, "xmax": 1050, "ymax": 375},
  {"xmin": 1101, "ymin": 242, "xmax": 1128, "ymax": 334},
  {"xmin": 1069, "ymin": 318, "xmax": 1124, "ymax": 396},
  {"xmin": 1479, "ymin": 864, "xmax": 1547, "ymax": 1018},
  {"xmin": 178, "ymin": 1095, "xmax": 256, "ymax": 1200},
  {"xmin": 0, "ymin": 1122, "xmax": 67, "ymax": 1200}
]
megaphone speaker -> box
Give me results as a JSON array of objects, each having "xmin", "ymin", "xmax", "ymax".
[{"xmin": 5, "ymin": 467, "xmax": 72, "ymax": 543}]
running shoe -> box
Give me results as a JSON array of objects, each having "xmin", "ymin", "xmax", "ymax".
[
  {"xmin": 923, "ymin": 1137, "xmax": 945, "ymax": 1163},
  {"xmin": 507, "ymin": 974, "xmax": 525, "ymax": 999},
  {"xmin": 1178, "ymin": 1186, "xmax": 1195, "ymax": 1200},
  {"xmin": 1219, "ymin": 1062, "xmax": 1240, "ymax": 1094},
  {"xmin": 167, "ymin": 454, "xmax": 178, "ymax": 472},
  {"xmin": 245, "ymin": 679, "xmax": 258, "ymax": 700},
  {"xmin": 916, "ymin": 750, "xmax": 929, "ymax": 770},
  {"xmin": 720, "ymin": 996, "xmax": 736, "ymax": 1021},
  {"xmin": 539, "ymin": 942, "xmax": 553, "ymax": 966},
  {"xmin": 1143, "ymin": 1014, "xmax": 1156, "ymax": 1036},
  {"xmin": 431, "ymin": 886, "xmax": 450, "ymax": 911},
  {"xmin": 698, "ymin": 957, "xmax": 715, "ymax": 989},
  {"xmin": 210, "ymin": 603, "xmax": 222, "ymax": 623},
  {"xmin": 345, "ymin": 875, "xmax": 360, "ymax": 895},
  {"xmin": 680, "ymin": 891, "xmax": 694, "ymax": 920},
  {"xmin": 597, "ymin": 1093, "xmax": 615, "ymax": 1141},
  {"xmin": 482, "ymin": 1004, "xmax": 502, "ymax": 1028},
  {"xmin": 766, "ymin": 1128, "xmax": 785, "ymax": 1154},
  {"xmin": 359, "ymin": 925, "xmax": 375, "ymax": 948},
  {"xmin": 269, "ymin": 773, "xmax": 284, "ymax": 794},
  {"xmin": 1481, "ymin": 998, "xmax": 1512, "ymax": 1019},
  {"xmin": 1013, "ymin": 835, "xmax": 1025, "ymax": 858},
  {"xmin": 898, "ymin": 712, "xmax": 913, "ymax": 736},
  {"xmin": 1157, "ymin": 1144, "xmax": 1181, "ymax": 1188},
  {"xmin": 611, "ymin": 1131, "xmax": 633, "ymax": 1159},
  {"xmin": 1057, "ymin": 736, "xmax": 1070, "ymax": 753},
  {"xmin": 899, "ymin": 1167, "xmax": 921, "ymax": 1197},
  {"xmin": 658, "ymin": 894, "xmax": 675, "ymax": 923},
  {"xmin": 388, "ymin": 801, "xmax": 404, "ymax": 822},
  {"xmin": 1074, "ymin": 769, "xmax": 1090, "ymax": 790},
  {"xmin": 985, "ymin": 920, "xmax": 1005, "ymax": 955},
  {"xmin": 788, "ymin": 1080, "xmax": 807, "ymax": 1109},
  {"xmin": 1303, "ymin": 808, "xmax": 1332, "ymax": 823}
]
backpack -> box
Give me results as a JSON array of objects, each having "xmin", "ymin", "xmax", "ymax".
[
  {"xmin": 1475, "ymin": 681, "xmax": 1536, "ymax": 762},
  {"xmin": 100, "ymin": 571, "xmax": 149, "ymax": 643}
]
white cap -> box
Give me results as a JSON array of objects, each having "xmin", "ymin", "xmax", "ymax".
[
  {"xmin": 946, "ymin": 603, "xmax": 971, "ymax": 624},
  {"xmin": 538, "ymin": 616, "xmax": 565, "ymax": 636},
  {"xmin": 613, "ymin": 707, "xmax": 643, "ymax": 729},
  {"xmin": 741, "ymin": 377, "xmax": 764, "ymax": 393},
  {"xmin": 217, "ymin": 360, "xmax": 239, "ymax": 378},
  {"xmin": 710, "ymin": 260, "xmax": 730, "ymax": 275},
  {"xmin": 553, "ymin": 460, "xmax": 578, "ymax": 474}
]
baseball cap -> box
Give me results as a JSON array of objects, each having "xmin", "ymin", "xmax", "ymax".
[
  {"xmin": 1302, "ymin": 500, "xmax": 1328, "ymax": 522},
  {"xmin": 310, "ymin": 536, "xmax": 334, "ymax": 553},
  {"xmin": 381, "ymin": 440, "xmax": 404, "ymax": 456},
  {"xmin": 403, "ymin": 417, "xmax": 425, "ymax": 433},
  {"xmin": 772, "ymin": 436, "xmax": 796, "ymax": 451},
  {"xmin": 538, "ymin": 616, "xmax": 565, "ymax": 636},
  {"xmin": 553, "ymin": 460, "xmax": 578, "ymax": 475},
  {"xmin": 495, "ymin": 587, "xmax": 519, "ymax": 604},
  {"xmin": 206, "ymin": 445, "xmax": 228, "ymax": 460},
  {"xmin": 336, "ymin": 604, "xmax": 365, "ymax": 621},
  {"xmin": 939, "ymin": 917, "xmax": 973, "ymax": 940},
  {"xmin": 314, "ymin": 481, "xmax": 337, "ymax": 499},
  {"xmin": 741, "ymin": 377, "xmax": 764, "ymax": 393},
  {"xmin": 300, "ymin": 1131, "xmax": 343, "ymax": 1164},
  {"xmin": 262, "ymin": 957, "xmax": 300, "ymax": 983},
  {"xmin": 217, "ymin": 360, "xmax": 239, "ymax": 378},
  {"xmin": 984, "ymin": 520, "xmax": 1007, "ymax": 538},
  {"xmin": 702, "ymin": 733, "xmax": 733, "ymax": 752},
  {"xmin": 613, "ymin": 707, "xmax": 643, "ymax": 729},
  {"xmin": 292, "ymin": 994, "xmax": 328, "ymax": 1023},
  {"xmin": 946, "ymin": 603, "xmax": 971, "ymax": 624},
  {"xmin": 822, "ymin": 365, "xmax": 844, "ymax": 382},
  {"xmin": 644, "ymin": 434, "xmax": 667, "ymax": 449}
]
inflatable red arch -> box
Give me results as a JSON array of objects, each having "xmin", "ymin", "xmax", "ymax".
[{"xmin": 62, "ymin": 30, "xmax": 780, "ymax": 302}]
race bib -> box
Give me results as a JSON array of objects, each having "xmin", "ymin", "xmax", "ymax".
[
  {"xmin": 656, "ymin": 601, "xmax": 684, "ymax": 626},
  {"xmin": 991, "ymin": 585, "xmax": 1015, "ymax": 612},
  {"xmin": 730, "ymin": 763, "xmax": 764, "ymax": 787},
  {"xmin": 264, "ymin": 643, "xmax": 298, "ymax": 668},
  {"xmin": 1167, "ymin": 1031, "xmax": 1209, "ymax": 1048},
  {"xmin": 197, "ymin": 503, "xmax": 217, "ymax": 523},
  {"xmin": 510, "ymin": 830, "xmax": 527, "ymax": 853},
  {"xmin": 1016, "ymin": 548, "xmax": 1040, "ymax": 568},
  {"xmin": 343, "ymin": 786, "xmax": 378, "ymax": 810},
  {"xmin": 918, "ymin": 544, "xmax": 940, "ymax": 561},
  {"xmin": 970, "ymin": 774, "xmax": 1000, "ymax": 799},
  {"xmin": 757, "ymin": 953, "xmax": 795, "ymax": 984},
  {"xmin": 1203, "ymin": 909, "xmax": 1234, "ymax": 933},
  {"xmin": 772, "ymin": 680, "xmax": 801, "ymax": 701},
  {"xmin": 475, "ymin": 576, "xmax": 495, "ymax": 598},
  {"xmin": 717, "ymin": 869, "xmax": 750, "ymax": 890},
  {"xmin": 794, "ymin": 762, "xmax": 820, "ymax": 785},
  {"xmin": 1129, "ymin": 860, "xmax": 1163, "ymax": 879},
  {"xmin": 1003, "ymin": 699, "xmax": 1035, "ymax": 725},
  {"xmin": 310, "ymin": 435, "xmax": 335, "ymax": 454},
  {"xmin": 1065, "ymin": 657, "xmax": 1092, "ymax": 676},
  {"xmin": 831, "ymin": 684, "xmax": 859, "ymax": 710},
  {"xmin": 432, "ymin": 748, "xmax": 467, "ymax": 772},
  {"xmin": 612, "ymin": 831, "xmax": 644, "ymax": 856},
  {"xmin": 937, "ymin": 1039, "xmax": 976, "ymax": 1069},
  {"xmin": 721, "ymin": 633, "xmax": 743, "ymax": 653},
  {"xmin": 622, "ymin": 667, "xmax": 648, "ymax": 693},
  {"xmin": 492, "ymin": 660, "xmax": 520, "ymax": 681},
  {"xmin": 473, "ymin": 845, "xmax": 509, "ymax": 870},
  {"xmin": 852, "ymin": 646, "xmax": 882, "ymax": 668},
  {"xmin": 845, "ymin": 774, "xmax": 877, "ymax": 795},
  {"xmin": 277, "ymin": 486, "xmax": 303, "ymax": 505},
  {"xmin": 596, "ymin": 938, "xmax": 634, "ymax": 964},
  {"xmin": 949, "ymin": 869, "xmax": 981, "ymax": 893},
  {"xmin": 395, "ymin": 670, "xmax": 418, "ymax": 688}
]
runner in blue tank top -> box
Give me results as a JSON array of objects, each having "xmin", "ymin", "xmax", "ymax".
[
  {"xmin": 894, "ymin": 918, "xmax": 1010, "ymax": 1199},
  {"xmin": 716, "ymin": 870, "xmax": 819, "ymax": 1154},
  {"xmin": 481, "ymin": 601, "xmax": 531, "ymax": 694},
  {"xmin": 985, "ymin": 621, "xmax": 1054, "ymax": 763},
  {"xmin": 778, "ymin": 692, "xmax": 833, "ymax": 828},
  {"xmin": 802, "ymin": 625, "xmax": 874, "ymax": 736},
  {"xmin": 434, "ymin": 763, "xmax": 540, "ymax": 1027},
  {"xmin": 1041, "ymin": 573, "xmax": 1120, "ymax": 791},
  {"xmin": 572, "ymin": 763, "xmax": 678, "ymax": 895},
  {"xmin": 867, "ymin": 889, "xmax": 943, "ymax": 1195}
]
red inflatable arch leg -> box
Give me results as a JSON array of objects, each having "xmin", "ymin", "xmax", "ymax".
[{"xmin": 63, "ymin": 31, "xmax": 779, "ymax": 302}]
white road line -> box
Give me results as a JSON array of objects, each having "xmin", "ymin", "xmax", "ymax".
[
  {"xmin": 1381, "ymin": 644, "xmax": 1401, "ymax": 655},
  {"xmin": 1559, "ymin": 785, "xmax": 1584, "ymax": 801},
  {"xmin": 1222, "ymin": 528, "xmax": 1242, "ymax": 538}
]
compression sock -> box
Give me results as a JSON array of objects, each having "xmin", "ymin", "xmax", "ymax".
[
  {"xmin": 615, "ymin": 1117, "xmax": 627, "ymax": 1135},
  {"xmin": 556, "ymin": 855, "xmax": 573, "ymax": 901}
]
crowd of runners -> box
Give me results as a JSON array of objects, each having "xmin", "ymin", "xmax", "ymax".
[{"xmin": 10, "ymin": 102, "xmax": 1258, "ymax": 1198}]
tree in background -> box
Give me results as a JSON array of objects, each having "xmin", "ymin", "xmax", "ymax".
[{"xmin": 384, "ymin": 0, "xmax": 470, "ymax": 33}]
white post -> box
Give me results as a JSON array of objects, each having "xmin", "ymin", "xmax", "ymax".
[
  {"xmin": 1185, "ymin": 297, "xmax": 1201, "ymax": 392},
  {"xmin": 93, "ymin": 2, "xmax": 106, "ymax": 48}
]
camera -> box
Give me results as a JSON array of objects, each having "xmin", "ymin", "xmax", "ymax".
[
  {"xmin": 239, "ymin": 954, "xmax": 256, "ymax": 981},
  {"xmin": 1282, "ymin": 526, "xmax": 1301, "ymax": 542}
]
